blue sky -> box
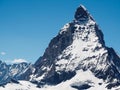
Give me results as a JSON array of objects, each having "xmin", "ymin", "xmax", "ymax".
[{"xmin": 0, "ymin": 0, "xmax": 120, "ymax": 64}]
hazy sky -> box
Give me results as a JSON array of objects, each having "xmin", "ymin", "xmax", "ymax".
[{"xmin": 0, "ymin": 0, "xmax": 120, "ymax": 64}]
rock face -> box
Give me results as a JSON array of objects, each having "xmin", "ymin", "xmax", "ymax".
[
  {"xmin": 0, "ymin": 60, "xmax": 29, "ymax": 85},
  {"xmin": 19, "ymin": 5, "xmax": 120, "ymax": 89}
]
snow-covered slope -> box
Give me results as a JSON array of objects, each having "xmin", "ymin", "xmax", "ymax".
[
  {"xmin": 2, "ymin": 5, "xmax": 120, "ymax": 90},
  {"xmin": 0, "ymin": 70, "xmax": 107, "ymax": 90},
  {"xmin": 0, "ymin": 80, "xmax": 40, "ymax": 90},
  {"xmin": 9, "ymin": 62, "xmax": 30, "ymax": 78},
  {"xmin": 1, "ymin": 70, "xmax": 120, "ymax": 90}
]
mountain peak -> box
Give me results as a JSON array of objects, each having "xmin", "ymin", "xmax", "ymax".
[
  {"xmin": 18, "ymin": 4, "xmax": 120, "ymax": 89},
  {"xmin": 79, "ymin": 4, "xmax": 87, "ymax": 11},
  {"xmin": 74, "ymin": 5, "xmax": 90, "ymax": 21}
]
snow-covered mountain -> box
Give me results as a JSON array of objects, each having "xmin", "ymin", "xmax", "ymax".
[
  {"xmin": 1, "ymin": 5, "xmax": 120, "ymax": 90},
  {"xmin": 0, "ymin": 60, "xmax": 29, "ymax": 85},
  {"xmin": 17, "ymin": 5, "xmax": 120, "ymax": 89}
]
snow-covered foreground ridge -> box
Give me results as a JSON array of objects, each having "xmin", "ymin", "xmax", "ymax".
[
  {"xmin": 1, "ymin": 4, "xmax": 120, "ymax": 90},
  {"xmin": 0, "ymin": 70, "xmax": 110, "ymax": 90},
  {"xmin": 1, "ymin": 70, "xmax": 120, "ymax": 90}
]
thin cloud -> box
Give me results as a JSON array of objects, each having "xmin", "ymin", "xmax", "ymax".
[
  {"xmin": 0, "ymin": 52, "xmax": 6, "ymax": 55},
  {"xmin": 12, "ymin": 59, "xmax": 28, "ymax": 64}
]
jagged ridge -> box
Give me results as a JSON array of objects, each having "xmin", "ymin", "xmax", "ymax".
[{"xmin": 0, "ymin": 60, "xmax": 29, "ymax": 85}]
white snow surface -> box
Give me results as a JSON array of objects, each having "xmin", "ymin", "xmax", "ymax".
[
  {"xmin": 1, "ymin": 70, "xmax": 120, "ymax": 90},
  {"xmin": 0, "ymin": 81, "xmax": 40, "ymax": 90}
]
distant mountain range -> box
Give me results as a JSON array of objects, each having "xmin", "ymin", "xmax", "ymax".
[{"xmin": 0, "ymin": 60, "xmax": 29, "ymax": 85}]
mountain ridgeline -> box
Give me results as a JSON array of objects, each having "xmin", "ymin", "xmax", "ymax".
[
  {"xmin": 0, "ymin": 60, "xmax": 29, "ymax": 85},
  {"xmin": 18, "ymin": 5, "xmax": 120, "ymax": 89}
]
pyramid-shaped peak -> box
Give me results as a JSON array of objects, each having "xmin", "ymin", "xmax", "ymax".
[{"xmin": 74, "ymin": 5, "xmax": 90, "ymax": 21}]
